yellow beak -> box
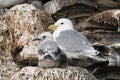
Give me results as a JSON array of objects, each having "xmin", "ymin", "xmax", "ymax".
[{"xmin": 48, "ymin": 24, "xmax": 57, "ymax": 30}]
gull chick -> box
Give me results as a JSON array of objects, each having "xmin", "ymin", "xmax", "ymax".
[{"xmin": 33, "ymin": 32, "xmax": 61, "ymax": 68}]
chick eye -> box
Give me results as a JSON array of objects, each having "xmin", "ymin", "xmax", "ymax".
[
  {"xmin": 43, "ymin": 36, "xmax": 46, "ymax": 39},
  {"xmin": 61, "ymin": 22, "xmax": 64, "ymax": 25}
]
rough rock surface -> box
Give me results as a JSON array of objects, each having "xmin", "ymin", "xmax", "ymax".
[
  {"xmin": 18, "ymin": 42, "xmax": 39, "ymax": 66},
  {"xmin": 1, "ymin": 4, "xmax": 53, "ymax": 65},
  {"xmin": 76, "ymin": 10, "xmax": 120, "ymax": 46},
  {"xmin": 96, "ymin": 0, "xmax": 120, "ymax": 11},
  {"xmin": 0, "ymin": 21, "xmax": 12, "ymax": 54},
  {"xmin": 44, "ymin": 0, "xmax": 98, "ymax": 22},
  {"xmin": 0, "ymin": 55, "xmax": 20, "ymax": 80},
  {"xmin": 44, "ymin": 0, "xmax": 97, "ymax": 15},
  {"xmin": 11, "ymin": 66, "xmax": 97, "ymax": 80}
]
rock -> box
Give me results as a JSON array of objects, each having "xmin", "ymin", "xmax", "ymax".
[
  {"xmin": 44, "ymin": 0, "xmax": 97, "ymax": 15},
  {"xmin": 90, "ymin": 9, "xmax": 120, "ymax": 31},
  {"xmin": 97, "ymin": 0, "xmax": 119, "ymax": 7},
  {"xmin": 11, "ymin": 66, "xmax": 97, "ymax": 80},
  {"xmin": 0, "ymin": 21, "xmax": 12, "ymax": 54},
  {"xmin": 109, "ymin": 42, "xmax": 120, "ymax": 49},
  {"xmin": 94, "ymin": 66, "xmax": 120, "ymax": 80},
  {"xmin": 44, "ymin": 0, "xmax": 98, "ymax": 21},
  {"xmin": 16, "ymin": 42, "xmax": 39, "ymax": 66},
  {"xmin": 0, "ymin": 55, "xmax": 20, "ymax": 80},
  {"xmin": 76, "ymin": 10, "xmax": 120, "ymax": 45},
  {"xmin": 77, "ymin": 10, "xmax": 120, "ymax": 31},
  {"xmin": 1, "ymin": 4, "xmax": 53, "ymax": 65},
  {"xmin": 96, "ymin": 0, "xmax": 120, "ymax": 11}
]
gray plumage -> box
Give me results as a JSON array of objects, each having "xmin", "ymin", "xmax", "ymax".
[
  {"xmin": 33, "ymin": 32, "xmax": 61, "ymax": 68},
  {"xmin": 50, "ymin": 18, "xmax": 105, "ymax": 61},
  {"xmin": 56, "ymin": 30, "xmax": 94, "ymax": 53},
  {"xmin": 38, "ymin": 40, "xmax": 60, "ymax": 68}
]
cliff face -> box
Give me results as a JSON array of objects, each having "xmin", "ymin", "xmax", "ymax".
[{"xmin": 0, "ymin": 0, "xmax": 120, "ymax": 80}]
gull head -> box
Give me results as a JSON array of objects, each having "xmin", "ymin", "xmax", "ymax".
[
  {"xmin": 48, "ymin": 18, "xmax": 74, "ymax": 31},
  {"xmin": 33, "ymin": 32, "xmax": 53, "ymax": 41}
]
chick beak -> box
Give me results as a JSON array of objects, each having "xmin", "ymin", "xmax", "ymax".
[
  {"xmin": 32, "ymin": 38, "xmax": 41, "ymax": 41},
  {"xmin": 48, "ymin": 24, "xmax": 57, "ymax": 30}
]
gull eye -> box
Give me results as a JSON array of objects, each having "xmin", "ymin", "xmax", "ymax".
[{"xmin": 61, "ymin": 22, "xmax": 64, "ymax": 25}]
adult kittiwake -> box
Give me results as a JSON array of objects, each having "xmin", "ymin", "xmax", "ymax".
[{"xmin": 48, "ymin": 18, "xmax": 105, "ymax": 61}]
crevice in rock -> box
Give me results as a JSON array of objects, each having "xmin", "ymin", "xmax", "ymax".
[{"xmin": 11, "ymin": 46, "xmax": 23, "ymax": 63}]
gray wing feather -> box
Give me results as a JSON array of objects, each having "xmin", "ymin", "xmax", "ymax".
[{"xmin": 56, "ymin": 30, "xmax": 94, "ymax": 53}]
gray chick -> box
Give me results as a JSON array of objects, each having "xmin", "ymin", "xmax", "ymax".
[{"xmin": 33, "ymin": 32, "xmax": 61, "ymax": 68}]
